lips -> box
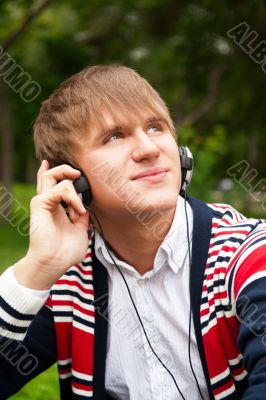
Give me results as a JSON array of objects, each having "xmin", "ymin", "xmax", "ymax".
[{"xmin": 132, "ymin": 167, "xmax": 168, "ymax": 180}]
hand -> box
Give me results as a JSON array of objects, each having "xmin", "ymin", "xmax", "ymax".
[{"xmin": 14, "ymin": 160, "xmax": 90, "ymax": 290}]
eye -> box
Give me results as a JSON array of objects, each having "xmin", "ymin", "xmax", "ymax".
[
  {"xmin": 105, "ymin": 132, "xmax": 123, "ymax": 143},
  {"xmin": 147, "ymin": 124, "xmax": 162, "ymax": 135}
]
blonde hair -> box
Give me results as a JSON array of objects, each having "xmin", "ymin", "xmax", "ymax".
[{"xmin": 33, "ymin": 65, "xmax": 176, "ymax": 168}]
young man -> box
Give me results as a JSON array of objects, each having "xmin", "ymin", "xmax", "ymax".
[{"xmin": 0, "ymin": 65, "xmax": 265, "ymax": 400}]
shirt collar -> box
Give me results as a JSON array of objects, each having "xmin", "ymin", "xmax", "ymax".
[{"xmin": 94, "ymin": 195, "xmax": 193, "ymax": 276}]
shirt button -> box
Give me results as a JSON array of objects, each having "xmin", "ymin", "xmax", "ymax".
[{"xmin": 137, "ymin": 279, "xmax": 146, "ymax": 286}]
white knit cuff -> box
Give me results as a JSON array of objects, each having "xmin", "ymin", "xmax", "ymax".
[
  {"xmin": 0, "ymin": 266, "xmax": 49, "ymax": 340},
  {"xmin": 9, "ymin": 265, "xmax": 50, "ymax": 299}
]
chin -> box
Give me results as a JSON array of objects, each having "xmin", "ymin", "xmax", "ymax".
[
  {"xmin": 126, "ymin": 189, "xmax": 179, "ymax": 214},
  {"xmin": 148, "ymin": 192, "xmax": 178, "ymax": 211},
  {"xmin": 130, "ymin": 192, "xmax": 178, "ymax": 240}
]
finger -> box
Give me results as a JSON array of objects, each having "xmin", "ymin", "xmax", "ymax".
[
  {"xmin": 36, "ymin": 160, "xmax": 49, "ymax": 195},
  {"xmin": 40, "ymin": 164, "xmax": 81, "ymax": 194},
  {"xmin": 68, "ymin": 204, "xmax": 79, "ymax": 223},
  {"xmin": 40, "ymin": 180, "xmax": 87, "ymax": 215},
  {"xmin": 73, "ymin": 209, "xmax": 90, "ymax": 232},
  {"xmin": 65, "ymin": 201, "xmax": 89, "ymax": 230}
]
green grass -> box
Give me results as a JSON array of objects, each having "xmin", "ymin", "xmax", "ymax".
[
  {"xmin": 0, "ymin": 182, "xmax": 35, "ymax": 269},
  {"xmin": 8, "ymin": 364, "xmax": 60, "ymax": 400},
  {"xmin": 0, "ymin": 183, "xmax": 60, "ymax": 399},
  {"xmin": 0, "ymin": 221, "xmax": 28, "ymax": 270}
]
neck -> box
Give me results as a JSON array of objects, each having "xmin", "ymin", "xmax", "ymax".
[{"xmin": 92, "ymin": 206, "xmax": 176, "ymax": 275}]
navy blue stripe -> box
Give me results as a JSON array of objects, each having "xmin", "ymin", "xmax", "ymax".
[
  {"xmin": 73, "ymin": 376, "xmax": 93, "ymax": 386},
  {"xmin": 81, "ymin": 260, "xmax": 93, "ymax": 267},
  {"xmin": 59, "ymin": 362, "xmax": 72, "ymax": 370},
  {"xmin": 241, "ymin": 236, "xmax": 266, "ymax": 255},
  {"xmin": 201, "ymin": 306, "xmax": 228, "ymax": 330},
  {"xmin": 65, "ymin": 270, "xmax": 93, "ymax": 285},
  {"xmin": 200, "ymin": 294, "xmax": 232, "ymax": 312},
  {"xmin": 51, "ymin": 290, "xmax": 94, "ymax": 306},
  {"xmin": 222, "ymin": 209, "xmax": 242, "ymax": 220},
  {"xmin": 227, "ymin": 264, "xmax": 235, "ymax": 306},
  {"xmin": 210, "ymin": 237, "xmax": 244, "ymax": 247},
  {"xmin": 230, "ymin": 360, "xmax": 244, "ymax": 372},
  {"xmin": 200, "ymin": 297, "xmax": 208, "ymax": 305},
  {"xmin": 206, "ymin": 256, "xmax": 231, "ymax": 265},
  {"xmin": 92, "ymin": 235, "xmax": 109, "ymax": 400},
  {"xmin": 53, "ymin": 312, "xmax": 94, "ymax": 329},
  {"xmin": 211, "ymin": 371, "xmax": 231, "ymax": 390},
  {"xmin": 210, "ymin": 224, "xmax": 255, "ymax": 239},
  {"xmin": 0, "ymin": 296, "xmax": 34, "ymax": 321},
  {"xmin": 0, "ymin": 317, "xmax": 27, "ymax": 334},
  {"xmin": 210, "ymin": 210, "xmax": 224, "ymax": 218},
  {"xmin": 207, "ymin": 279, "xmax": 226, "ymax": 291},
  {"xmin": 214, "ymin": 255, "xmax": 231, "ymax": 263}
]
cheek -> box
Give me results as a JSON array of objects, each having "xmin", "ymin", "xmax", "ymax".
[
  {"xmin": 86, "ymin": 155, "xmax": 124, "ymax": 207},
  {"xmin": 163, "ymin": 142, "xmax": 182, "ymax": 187},
  {"xmin": 87, "ymin": 174, "xmax": 114, "ymax": 211},
  {"xmin": 87, "ymin": 164, "xmax": 109, "ymax": 199},
  {"xmin": 159, "ymin": 133, "xmax": 178, "ymax": 154},
  {"xmin": 161, "ymin": 138, "xmax": 180, "ymax": 169}
]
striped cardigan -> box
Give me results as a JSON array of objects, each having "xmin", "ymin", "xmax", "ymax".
[{"xmin": 0, "ymin": 197, "xmax": 266, "ymax": 400}]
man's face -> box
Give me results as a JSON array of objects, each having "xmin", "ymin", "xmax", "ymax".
[{"xmin": 76, "ymin": 110, "xmax": 181, "ymax": 218}]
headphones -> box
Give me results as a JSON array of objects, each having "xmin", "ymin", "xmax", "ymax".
[
  {"xmin": 66, "ymin": 145, "xmax": 193, "ymax": 209},
  {"xmin": 178, "ymin": 145, "xmax": 193, "ymax": 196}
]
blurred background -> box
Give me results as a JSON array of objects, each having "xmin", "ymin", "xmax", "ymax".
[{"xmin": 0, "ymin": 0, "xmax": 265, "ymax": 398}]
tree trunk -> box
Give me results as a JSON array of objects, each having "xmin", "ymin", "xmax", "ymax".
[{"xmin": 26, "ymin": 156, "xmax": 37, "ymax": 184}]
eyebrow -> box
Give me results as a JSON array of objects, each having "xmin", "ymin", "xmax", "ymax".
[
  {"xmin": 145, "ymin": 117, "xmax": 166, "ymax": 125},
  {"xmin": 93, "ymin": 117, "xmax": 167, "ymax": 144}
]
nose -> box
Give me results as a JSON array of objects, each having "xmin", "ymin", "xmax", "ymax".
[{"xmin": 131, "ymin": 130, "xmax": 160, "ymax": 162}]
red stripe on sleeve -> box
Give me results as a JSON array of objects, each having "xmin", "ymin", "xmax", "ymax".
[{"xmin": 234, "ymin": 244, "xmax": 266, "ymax": 299}]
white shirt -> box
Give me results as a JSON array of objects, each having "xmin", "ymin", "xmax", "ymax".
[{"xmin": 94, "ymin": 195, "xmax": 209, "ymax": 400}]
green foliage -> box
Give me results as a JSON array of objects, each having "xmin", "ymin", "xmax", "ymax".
[
  {"xmin": 179, "ymin": 124, "xmax": 227, "ymax": 200},
  {"xmin": 0, "ymin": 0, "xmax": 265, "ymax": 191}
]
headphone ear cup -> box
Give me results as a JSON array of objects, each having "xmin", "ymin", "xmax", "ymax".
[
  {"xmin": 57, "ymin": 162, "xmax": 92, "ymax": 210},
  {"xmin": 73, "ymin": 174, "xmax": 92, "ymax": 208},
  {"xmin": 178, "ymin": 146, "xmax": 193, "ymax": 194}
]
